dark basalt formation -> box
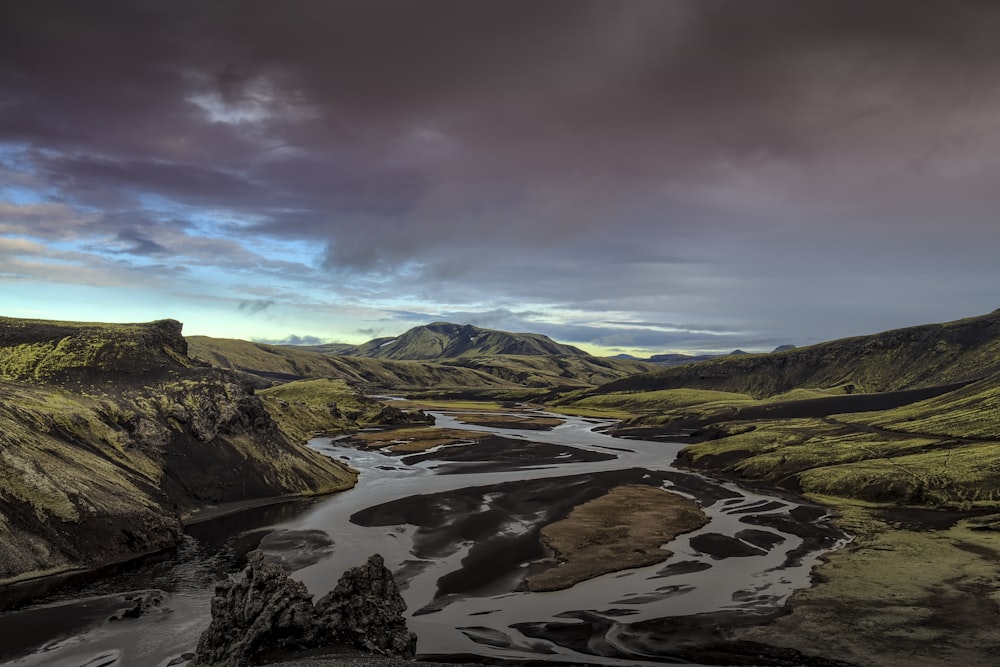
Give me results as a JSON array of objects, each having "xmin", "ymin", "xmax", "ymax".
[
  {"xmin": 193, "ymin": 551, "xmax": 320, "ymax": 666},
  {"xmin": 193, "ymin": 552, "xmax": 415, "ymax": 666},
  {"xmin": 314, "ymin": 553, "xmax": 416, "ymax": 657}
]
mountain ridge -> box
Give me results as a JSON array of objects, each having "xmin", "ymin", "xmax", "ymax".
[
  {"xmin": 324, "ymin": 322, "xmax": 589, "ymax": 360},
  {"xmin": 590, "ymin": 310, "xmax": 1000, "ymax": 399}
]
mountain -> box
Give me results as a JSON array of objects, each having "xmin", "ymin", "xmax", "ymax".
[
  {"xmin": 188, "ymin": 328, "xmax": 657, "ymax": 395},
  {"xmin": 330, "ymin": 322, "xmax": 589, "ymax": 360},
  {"xmin": 187, "ymin": 335, "xmax": 511, "ymax": 391},
  {"xmin": 0, "ymin": 317, "xmax": 374, "ymax": 587},
  {"xmin": 591, "ymin": 310, "xmax": 1000, "ymax": 399},
  {"xmin": 647, "ymin": 352, "xmax": 718, "ymax": 366}
]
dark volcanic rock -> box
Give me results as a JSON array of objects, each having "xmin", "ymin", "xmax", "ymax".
[
  {"xmin": 108, "ymin": 590, "xmax": 167, "ymax": 621},
  {"xmin": 193, "ymin": 551, "xmax": 319, "ymax": 667},
  {"xmin": 193, "ymin": 552, "xmax": 415, "ymax": 666},
  {"xmin": 315, "ymin": 553, "xmax": 417, "ymax": 658}
]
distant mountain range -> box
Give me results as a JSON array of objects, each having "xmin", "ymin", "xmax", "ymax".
[{"xmin": 611, "ymin": 345, "xmax": 795, "ymax": 367}]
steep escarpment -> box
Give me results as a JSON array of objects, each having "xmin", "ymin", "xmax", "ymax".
[
  {"xmin": 0, "ymin": 317, "xmax": 192, "ymax": 380},
  {"xmin": 0, "ymin": 318, "xmax": 356, "ymax": 588}
]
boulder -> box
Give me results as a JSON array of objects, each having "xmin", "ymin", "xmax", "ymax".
[
  {"xmin": 192, "ymin": 551, "xmax": 415, "ymax": 666},
  {"xmin": 193, "ymin": 551, "xmax": 319, "ymax": 667},
  {"xmin": 315, "ymin": 553, "xmax": 417, "ymax": 658}
]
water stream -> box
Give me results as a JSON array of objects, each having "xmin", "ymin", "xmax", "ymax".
[{"xmin": 0, "ymin": 410, "xmax": 846, "ymax": 666}]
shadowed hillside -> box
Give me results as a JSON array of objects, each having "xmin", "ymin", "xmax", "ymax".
[
  {"xmin": 591, "ymin": 310, "xmax": 1000, "ymax": 399},
  {"xmin": 0, "ymin": 318, "xmax": 364, "ymax": 588}
]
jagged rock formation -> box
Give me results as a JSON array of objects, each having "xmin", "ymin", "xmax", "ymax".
[
  {"xmin": 193, "ymin": 551, "xmax": 320, "ymax": 666},
  {"xmin": 313, "ymin": 553, "xmax": 416, "ymax": 657},
  {"xmin": 193, "ymin": 552, "xmax": 415, "ymax": 666}
]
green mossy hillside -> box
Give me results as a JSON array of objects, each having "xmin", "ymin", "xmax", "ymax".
[
  {"xmin": 258, "ymin": 378, "xmax": 432, "ymax": 443},
  {"xmin": 0, "ymin": 317, "xmax": 193, "ymax": 381},
  {"xmin": 590, "ymin": 310, "xmax": 1000, "ymax": 399},
  {"xmin": 0, "ymin": 317, "xmax": 362, "ymax": 588},
  {"xmin": 187, "ymin": 335, "xmax": 656, "ymax": 394},
  {"xmin": 834, "ymin": 372, "xmax": 1000, "ymax": 440},
  {"xmin": 336, "ymin": 322, "xmax": 588, "ymax": 359},
  {"xmin": 187, "ymin": 335, "xmax": 514, "ymax": 390},
  {"xmin": 650, "ymin": 367, "xmax": 1000, "ymax": 509}
]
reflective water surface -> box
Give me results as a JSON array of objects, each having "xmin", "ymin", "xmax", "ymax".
[{"xmin": 0, "ymin": 411, "xmax": 846, "ymax": 666}]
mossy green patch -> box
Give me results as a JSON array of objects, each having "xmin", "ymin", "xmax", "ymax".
[{"xmin": 734, "ymin": 502, "xmax": 1000, "ymax": 666}]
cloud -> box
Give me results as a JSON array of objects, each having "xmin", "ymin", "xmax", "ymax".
[
  {"xmin": 238, "ymin": 298, "xmax": 276, "ymax": 315},
  {"xmin": 109, "ymin": 229, "xmax": 170, "ymax": 256},
  {"xmin": 253, "ymin": 333, "xmax": 324, "ymax": 346},
  {"xmin": 4, "ymin": 2, "xmax": 1000, "ymax": 350}
]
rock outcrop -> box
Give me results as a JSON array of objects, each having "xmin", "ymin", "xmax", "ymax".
[
  {"xmin": 193, "ymin": 552, "xmax": 320, "ymax": 666},
  {"xmin": 193, "ymin": 552, "xmax": 416, "ymax": 666},
  {"xmin": 313, "ymin": 553, "xmax": 416, "ymax": 657}
]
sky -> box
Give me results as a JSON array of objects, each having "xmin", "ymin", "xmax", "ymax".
[{"xmin": 3, "ymin": 1, "xmax": 1000, "ymax": 357}]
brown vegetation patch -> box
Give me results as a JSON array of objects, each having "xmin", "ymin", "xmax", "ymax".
[
  {"xmin": 526, "ymin": 484, "xmax": 709, "ymax": 591},
  {"xmin": 447, "ymin": 413, "xmax": 565, "ymax": 430},
  {"xmin": 351, "ymin": 427, "xmax": 491, "ymax": 452}
]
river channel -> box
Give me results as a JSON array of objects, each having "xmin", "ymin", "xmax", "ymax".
[{"xmin": 0, "ymin": 410, "xmax": 847, "ymax": 666}]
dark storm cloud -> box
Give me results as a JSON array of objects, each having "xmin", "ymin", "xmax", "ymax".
[{"xmin": 5, "ymin": 1, "xmax": 1000, "ymax": 348}]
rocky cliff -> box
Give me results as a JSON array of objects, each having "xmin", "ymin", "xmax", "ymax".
[{"xmin": 0, "ymin": 317, "xmax": 357, "ymax": 588}]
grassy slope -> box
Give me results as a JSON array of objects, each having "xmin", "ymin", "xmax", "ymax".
[
  {"xmin": 591, "ymin": 310, "xmax": 1000, "ymax": 398},
  {"xmin": 835, "ymin": 372, "xmax": 1000, "ymax": 439},
  {"xmin": 187, "ymin": 335, "xmax": 657, "ymax": 394},
  {"xmin": 0, "ymin": 318, "xmax": 359, "ymax": 586},
  {"xmin": 187, "ymin": 336, "xmax": 510, "ymax": 390},
  {"xmin": 734, "ymin": 502, "xmax": 1000, "ymax": 667},
  {"xmin": 654, "ymin": 370, "xmax": 1000, "ymax": 508},
  {"xmin": 257, "ymin": 377, "xmax": 431, "ymax": 443},
  {"xmin": 341, "ymin": 322, "xmax": 589, "ymax": 359}
]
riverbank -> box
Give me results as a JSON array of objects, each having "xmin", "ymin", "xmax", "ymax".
[
  {"xmin": 640, "ymin": 417, "xmax": 1000, "ymax": 664},
  {"xmin": 724, "ymin": 498, "xmax": 1000, "ymax": 667}
]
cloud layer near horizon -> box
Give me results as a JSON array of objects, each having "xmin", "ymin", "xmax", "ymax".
[{"xmin": 3, "ymin": 1, "xmax": 1000, "ymax": 352}]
